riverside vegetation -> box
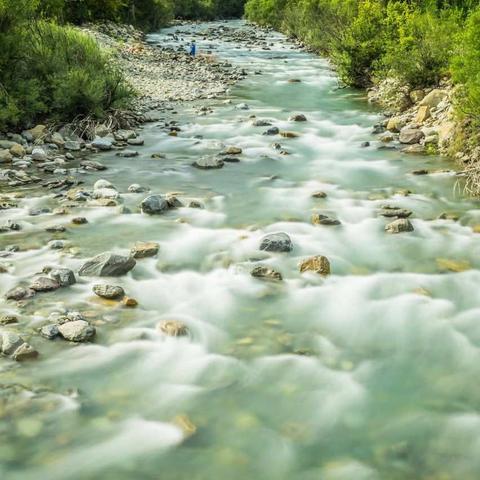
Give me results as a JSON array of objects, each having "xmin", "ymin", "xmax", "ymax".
[{"xmin": 245, "ymin": 0, "xmax": 480, "ymax": 192}]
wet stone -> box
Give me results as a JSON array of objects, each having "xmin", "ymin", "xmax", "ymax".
[
  {"xmin": 78, "ymin": 252, "xmax": 136, "ymax": 277},
  {"xmin": 116, "ymin": 150, "xmax": 139, "ymax": 158},
  {"xmin": 40, "ymin": 324, "xmax": 60, "ymax": 340},
  {"xmin": 50, "ymin": 268, "xmax": 76, "ymax": 287},
  {"xmin": 192, "ymin": 156, "xmax": 224, "ymax": 169},
  {"xmin": 260, "ymin": 232, "xmax": 293, "ymax": 253},
  {"xmin": 93, "ymin": 284, "xmax": 125, "ymax": 299},
  {"xmin": 141, "ymin": 195, "xmax": 171, "ymax": 215},
  {"xmin": 385, "ymin": 218, "xmax": 414, "ymax": 234},
  {"xmin": 58, "ymin": 320, "xmax": 96, "ymax": 342},
  {"xmin": 72, "ymin": 217, "xmax": 88, "ymax": 225},
  {"xmin": 251, "ymin": 266, "xmax": 283, "ymax": 281},
  {"xmin": 0, "ymin": 315, "xmax": 18, "ymax": 325},
  {"xmin": 379, "ymin": 207, "xmax": 412, "ymax": 218},
  {"xmin": 30, "ymin": 277, "xmax": 61, "ymax": 292},
  {"xmin": 11, "ymin": 343, "xmax": 38, "ymax": 361},
  {"xmin": 5, "ymin": 286, "xmax": 35, "ymax": 301},
  {"xmin": 131, "ymin": 241, "xmax": 160, "ymax": 259},
  {"xmin": 311, "ymin": 214, "xmax": 341, "ymax": 226},
  {"xmin": 299, "ymin": 256, "xmax": 331, "ymax": 275}
]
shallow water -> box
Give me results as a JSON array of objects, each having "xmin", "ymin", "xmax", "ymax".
[{"xmin": 2, "ymin": 20, "xmax": 480, "ymax": 480}]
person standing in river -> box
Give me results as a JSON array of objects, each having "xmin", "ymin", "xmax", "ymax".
[{"xmin": 189, "ymin": 40, "xmax": 196, "ymax": 57}]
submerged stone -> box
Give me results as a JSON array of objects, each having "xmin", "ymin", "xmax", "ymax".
[{"xmin": 157, "ymin": 320, "xmax": 189, "ymax": 337}]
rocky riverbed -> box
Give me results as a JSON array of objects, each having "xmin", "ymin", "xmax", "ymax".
[{"xmin": 2, "ymin": 19, "xmax": 480, "ymax": 480}]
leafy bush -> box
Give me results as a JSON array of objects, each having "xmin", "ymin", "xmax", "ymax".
[
  {"xmin": 380, "ymin": 5, "xmax": 461, "ymax": 88},
  {"xmin": 451, "ymin": 5, "xmax": 480, "ymax": 120},
  {"xmin": 0, "ymin": 10, "xmax": 132, "ymax": 130}
]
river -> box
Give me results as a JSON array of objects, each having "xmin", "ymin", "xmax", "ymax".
[{"xmin": 2, "ymin": 20, "xmax": 480, "ymax": 480}]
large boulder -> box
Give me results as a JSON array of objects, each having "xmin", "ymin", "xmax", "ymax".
[
  {"xmin": 419, "ymin": 89, "xmax": 448, "ymax": 109},
  {"xmin": 260, "ymin": 232, "xmax": 293, "ymax": 253},
  {"xmin": 399, "ymin": 127, "xmax": 425, "ymax": 145},
  {"xmin": 141, "ymin": 195, "xmax": 170, "ymax": 215},
  {"xmin": 78, "ymin": 252, "xmax": 136, "ymax": 277}
]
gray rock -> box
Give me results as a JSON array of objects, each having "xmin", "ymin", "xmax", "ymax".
[
  {"xmin": 32, "ymin": 148, "xmax": 47, "ymax": 161},
  {"xmin": 64, "ymin": 141, "xmax": 81, "ymax": 151},
  {"xmin": 288, "ymin": 114, "xmax": 307, "ymax": 122},
  {"xmin": 49, "ymin": 240, "xmax": 66, "ymax": 250},
  {"xmin": 128, "ymin": 184, "xmax": 147, "ymax": 193},
  {"xmin": 30, "ymin": 277, "xmax": 61, "ymax": 292},
  {"xmin": 385, "ymin": 218, "xmax": 414, "ymax": 234},
  {"xmin": 141, "ymin": 195, "xmax": 170, "ymax": 215},
  {"xmin": 92, "ymin": 137, "xmax": 113, "ymax": 151},
  {"xmin": 114, "ymin": 129, "xmax": 136, "ymax": 141},
  {"xmin": 11, "ymin": 342, "xmax": 38, "ymax": 361},
  {"xmin": 399, "ymin": 128, "xmax": 425, "ymax": 145},
  {"xmin": 80, "ymin": 160, "xmax": 106, "ymax": 170},
  {"xmin": 1, "ymin": 331, "xmax": 24, "ymax": 355},
  {"xmin": 252, "ymin": 119, "xmax": 272, "ymax": 127},
  {"xmin": 93, "ymin": 284, "xmax": 125, "ymax": 299},
  {"xmin": 311, "ymin": 214, "xmax": 341, "ymax": 226},
  {"xmin": 78, "ymin": 252, "xmax": 136, "ymax": 277},
  {"xmin": 379, "ymin": 207, "xmax": 412, "ymax": 218},
  {"xmin": 116, "ymin": 150, "xmax": 138, "ymax": 158},
  {"xmin": 127, "ymin": 137, "xmax": 144, "ymax": 146},
  {"xmin": 94, "ymin": 179, "xmax": 116, "ymax": 190},
  {"xmin": 40, "ymin": 324, "xmax": 60, "ymax": 340},
  {"xmin": 58, "ymin": 320, "xmax": 96, "ymax": 342},
  {"xmin": 192, "ymin": 156, "xmax": 224, "ymax": 169},
  {"xmin": 5, "ymin": 286, "xmax": 35, "ymax": 301},
  {"xmin": 260, "ymin": 232, "xmax": 293, "ymax": 252},
  {"xmin": 0, "ymin": 149, "xmax": 13, "ymax": 163},
  {"xmin": 263, "ymin": 127, "xmax": 280, "ymax": 136},
  {"xmin": 50, "ymin": 268, "xmax": 76, "ymax": 287}
]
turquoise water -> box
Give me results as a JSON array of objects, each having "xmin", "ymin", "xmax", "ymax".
[{"xmin": 2, "ymin": 20, "xmax": 480, "ymax": 480}]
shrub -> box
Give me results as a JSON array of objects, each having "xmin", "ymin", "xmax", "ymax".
[
  {"xmin": 0, "ymin": 19, "xmax": 133, "ymax": 130},
  {"xmin": 451, "ymin": 5, "xmax": 480, "ymax": 120},
  {"xmin": 380, "ymin": 5, "xmax": 461, "ymax": 88}
]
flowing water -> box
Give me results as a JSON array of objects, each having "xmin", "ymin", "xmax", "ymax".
[{"xmin": 2, "ymin": 20, "xmax": 480, "ymax": 480}]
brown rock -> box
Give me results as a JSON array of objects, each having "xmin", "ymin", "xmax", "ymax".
[{"xmin": 299, "ymin": 256, "xmax": 331, "ymax": 275}]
